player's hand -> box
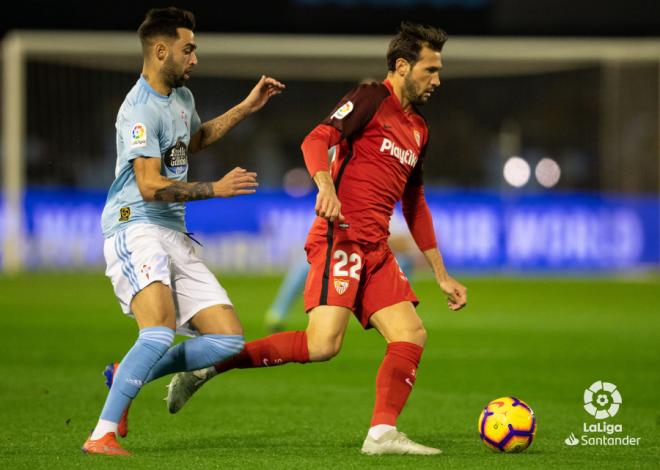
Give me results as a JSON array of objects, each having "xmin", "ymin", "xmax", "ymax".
[
  {"xmin": 213, "ymin": 167, "xmax": 258, "ymax": 198},
  {"xmin": 315, "ymin": 186, "xmax": 345, "ymax": 223},
  {"xmin": 438, "ymin": 275, "xmax": 467, "ymax": 311},
  {"xmin": 241, "ymin": 75, "xmax": 286, "ymax": 114}
]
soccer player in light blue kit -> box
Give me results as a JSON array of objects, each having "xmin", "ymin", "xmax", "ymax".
[{"xmin": 82, "ymin": 7, "xmax": 285, "ymax": 455}]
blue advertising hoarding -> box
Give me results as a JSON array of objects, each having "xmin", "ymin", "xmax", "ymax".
[{"xmin": 0, "ymin": 188, "xmax": 658, "ymax": 272}]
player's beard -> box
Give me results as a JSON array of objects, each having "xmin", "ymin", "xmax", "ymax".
[
  {"xmin": 403, "ymin": 74, "xmax": 429, "ymax": 106},
  {"xmin": 162, "ymin": 56, "xmax": 187, "ymax": 89}
]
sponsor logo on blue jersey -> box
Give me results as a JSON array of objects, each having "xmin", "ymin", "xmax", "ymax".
[{"xmin": 164, "ymin": 139, "xmax": 189, "ymax": 175}]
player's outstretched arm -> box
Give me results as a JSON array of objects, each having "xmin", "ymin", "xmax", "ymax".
[
  {"xmin": 134, "ymin": 157, "xmax": 257, "ymax": 202},
  {"xmin": 401, "ymin": 181, "xmax": 466, "ymax": 310},
  {"xmin": 211, "ymin": 166, "xmax": 259, "ymax": 198},
  {"xmin": 240, "ymin": 75, "xmax": 286, "ymax": 114},
  {"xmin": 423, "ymin": 248, "xmax": 467, "ymax": 311},
  {"xmin": 189, "ymin": 75, "xmax": 285, "ymax": 153}
]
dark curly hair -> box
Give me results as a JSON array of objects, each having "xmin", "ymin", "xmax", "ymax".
[
  {"xmin": 386, "ymin": 22, "xmax": 448, "ymax": 71},
  {"xmin": 138, "ymin": 7, "xmax": 196, "ymax": 49}
]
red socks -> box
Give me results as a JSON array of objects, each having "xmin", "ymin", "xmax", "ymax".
[
  {"xmin": 214, "ymin": 334, "xmax": 421, "ymax": 428},
  {"xmin": 370, "ymin": 342, "xmax": 424, "ymax": 427},
  {"xmin": 214, "ymin": 331, "xmax": 310, "ymax": 373}
]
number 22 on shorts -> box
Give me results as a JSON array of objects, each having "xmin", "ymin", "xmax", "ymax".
[{"xmin": 333, "ymin": 249, "xmax": 362, "ymax": 280}]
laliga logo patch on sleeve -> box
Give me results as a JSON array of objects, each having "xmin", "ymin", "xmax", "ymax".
[
  {"xmin": 332, "ymin": 101, "xmax": 354, "ymax": 120},
  {"xmin": 130, "ymin": 123, "xmax": 147, "ymax": 148}
]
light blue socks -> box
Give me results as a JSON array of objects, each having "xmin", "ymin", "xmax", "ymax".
[
  {"xmin": 99, "ymin": 326, "xmax": 174, "ymax": 424},
  {"xmin": 145, "ymin": 334, "xmax": 245, "ymax": 383}
]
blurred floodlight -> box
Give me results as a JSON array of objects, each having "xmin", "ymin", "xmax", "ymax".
[
  {"xmin": 503, "ymin": 156, "xmax": 530, "ymax": 188},
  {"xmin": 535, "ymin": 158, "xmax": 561, "ymax": 188},
  {"xmin": 283, "ymin": 167, "xmax": 313, "ymax": 197}
]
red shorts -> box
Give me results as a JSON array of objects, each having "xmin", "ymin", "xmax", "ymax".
[{"xmin": 303, "ymin": 227, "xmax": 418, "ymax": 329}]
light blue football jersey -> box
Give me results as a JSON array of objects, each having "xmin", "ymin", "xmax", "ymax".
[{"xmin": 101, "ymin": 76, "xmax": 202, "ymax": 237}]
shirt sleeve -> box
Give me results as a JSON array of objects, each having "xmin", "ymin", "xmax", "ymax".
[
  {"xmin": 124, "ymin": 104, "xmax": 162, "ymax": 161},
  {"xmin": 301, "ymin": 83, "xmax": 388, "ymax": 177},
  {"xmin": 301, "ymin": 124, "xmax": 342, "ymax": 177},
  {"xmin": 402, "ymin": 184, "xmax": 437, "ymax": 251},
  {"xmin": 321, "ymin": 83, "xmax": 388, "ymax": 140},
  {"xmin": 187, "ymin": 88, "xmax": 202, "ymax": 135},
  {"xmin": 401, "ymin": 144, "xmax": 437, "ymax": 251},
  {"xmin": 191, "ymin": 109, "xmax": 202, "ymax": 135}
]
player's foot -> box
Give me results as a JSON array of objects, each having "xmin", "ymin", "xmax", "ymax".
[
  {"xmin": 166, "ymin": 366, "xmax": 216, "ymax": 414},
  {"xmin": 104, "ymin": 362, "xmax": 130, "ymax": 438},
  {"xmin": 361, "ymin": 429, "xmax": 442, "ymax": 456},
  {"xmin": 81, "ymin": 432, "xmax": 131, "ymax": 456}
]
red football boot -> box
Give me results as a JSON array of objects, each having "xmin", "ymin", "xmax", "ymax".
[{"xmin": 82, "ymin": 432, "xmax": 131, "ymax": 456}]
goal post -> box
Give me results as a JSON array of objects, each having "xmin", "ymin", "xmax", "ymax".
[{"xmin": 2, "ymin": 33, "xmax": 26, "ymax": 273}]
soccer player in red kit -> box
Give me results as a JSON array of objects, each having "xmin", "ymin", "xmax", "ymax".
[{"xmin": 167, "ymin": 22, "xmax": 467, "ymax": 455}]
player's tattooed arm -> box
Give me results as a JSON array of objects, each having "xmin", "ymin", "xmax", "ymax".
[
  {"xmin": 153, "ymin": 182, "xmax": 214, "ymax": 202},
  {"xmin": 193, "ymin": 106, "xmax": 250, "ymax": 151},
  {"xmin": 189, "ymin": 76, "xmax": 285, "ymax": 153},
  {"xmin": 152, "ymin": 170, "xmax": 258, "ymax": 201},
  {"xmin": 134, "ymin": 157, "xmax": 258, "ymax": 201}
]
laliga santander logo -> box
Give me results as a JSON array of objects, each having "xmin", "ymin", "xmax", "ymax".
[
  {"xmin": 132, "ymin": 123, "xmax": 145, "ymax": 140},
  {"xmin": 130, "ymin": 122, "xmax": 147, "ymax": 148},
  {"xmin": 332, "ymin": 101, "xmax": 354, "ymax": 120},
  {"xmin": 583, "ymin": 380, "xmax": 622, "ymax": 419},
  {"xmin": 564, "ymin": 380, "xmax": 640, "ymax": 447}
]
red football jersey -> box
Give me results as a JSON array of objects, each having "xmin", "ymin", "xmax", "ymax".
[{"xmin": 303, "ymin": 80, "xmax": 434, "ymax": 248}]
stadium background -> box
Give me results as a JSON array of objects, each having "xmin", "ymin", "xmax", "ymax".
[{"xmin": 0, "ymin": 1, "xmax": 658, "ymax": 468}]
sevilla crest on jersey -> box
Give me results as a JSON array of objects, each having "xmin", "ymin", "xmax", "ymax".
[{"xmin": 334, "ymin": 279, "xmax": 349, "ymax": 295}]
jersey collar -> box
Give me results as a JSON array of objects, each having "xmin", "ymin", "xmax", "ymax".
[
  {"xmin": 138, "ymin": 76, "xmax": 171, "ymax": 102},
  {"xmin": 383, "ymin": 78, "xmax": 415, "ymax": 114}
]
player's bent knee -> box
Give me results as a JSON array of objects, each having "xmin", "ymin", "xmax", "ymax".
[
  {"xmin": 307, "ymin": 338, "xmax": 342, "ymax": 362},
  {"xmin": 305, "ymin": 306, "xmax": 350, "ymax": 361},
  {"xmin": 414, "ymin": 326, "xmax": 428, "ymax": 347},
  {"xmin": 391, "ymin": 325, "xmax": 427, "ymax": 347},
  {"xmin": 191, "ymin": 304, "xmax": 244, "ymax": 336}
]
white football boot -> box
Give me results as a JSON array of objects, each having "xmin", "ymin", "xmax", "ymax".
[
  {"xmin": 361, "ymin": 429, "xmax": 442, "ymax": 455},
  {"xmin": 166, "ymin": 366, "xmax": 216, "ymax": 413}
]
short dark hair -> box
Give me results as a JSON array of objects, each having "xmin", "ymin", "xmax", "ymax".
[
  {"xmin": 138, "ymin": 7, "xmax": 196, "ymax": 49},
  {"xmin": 386, "ymin": 22, "xmax": 448, "ymax": 71}
]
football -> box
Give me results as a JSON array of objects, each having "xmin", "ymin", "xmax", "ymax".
[{"xmin": 478, "ymin": 396, "xmax": 537, "ymax": 452}]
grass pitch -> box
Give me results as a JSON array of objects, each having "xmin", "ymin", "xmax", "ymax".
[{"xmin": 0, "ymin": 273, "xmax": 658, "ymax": 469}]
